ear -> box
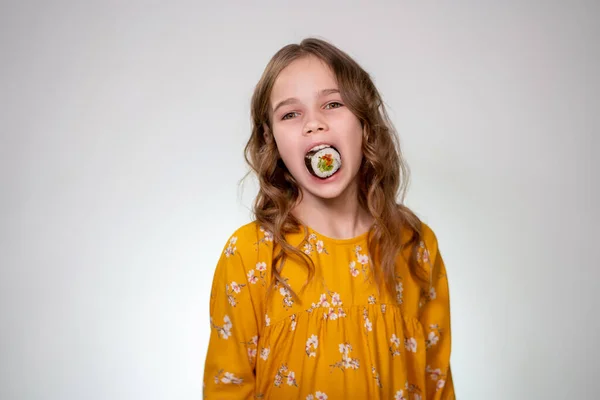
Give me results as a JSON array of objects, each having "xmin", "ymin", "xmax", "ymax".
[{"xmin": 263, "ymin": 122, "xmax": 273, "ymax": 143}]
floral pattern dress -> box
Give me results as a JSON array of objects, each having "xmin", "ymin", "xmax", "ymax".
[{"xmin": 203, "ymin": 221, "xmax": 455, "ymax": 399}]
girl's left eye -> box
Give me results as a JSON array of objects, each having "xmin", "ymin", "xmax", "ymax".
[{"xmin": 325, "ymin": 102, "xmax": 343, "ymax": 109}]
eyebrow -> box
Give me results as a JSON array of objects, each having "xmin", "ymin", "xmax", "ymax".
[{"xmin": 272, "ymin": 88, "xmax": 340, "ymax": 115}]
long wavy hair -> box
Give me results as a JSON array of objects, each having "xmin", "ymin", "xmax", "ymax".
[{"xmin": 244, "ymin": 37, "xmax": 428, "ymax": 301}]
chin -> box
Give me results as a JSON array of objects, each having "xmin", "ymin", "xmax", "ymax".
[
  {"xmin": 298, "ymin": 169, "xmax": 358, "ymax": 201},
  {"xmin": 305, "ymin": 187, "xmax": 346, "ymax": 200}
]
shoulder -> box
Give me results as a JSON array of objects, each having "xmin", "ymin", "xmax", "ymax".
[
  {"xmin": 219, "ymin": 221, "xmax": 274, "ymax": 259},
  {"xmin": 224, "ymin": 221, "xmax": 261, "ymax": 245},
  {"xmin": 420, "ymin": 222, "xmax": 440, "ymax": 255},
  {"xmin": 398, "ymin": 215, "xmax": 439, "ymax": 253}
]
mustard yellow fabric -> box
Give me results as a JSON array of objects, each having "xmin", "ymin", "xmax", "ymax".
[{"xmin": 203, "ymin": 221, "xmax": 454, "ymax": 399}]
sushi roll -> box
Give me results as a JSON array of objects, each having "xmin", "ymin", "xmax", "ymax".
[{"xmin": 305, "ymin": 144, "xmax": 342, "ymax": 179}]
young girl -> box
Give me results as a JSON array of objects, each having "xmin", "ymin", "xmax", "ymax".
[{"xmin": 203, "ymin": 38, "xmax": 455, "ymax": 400}]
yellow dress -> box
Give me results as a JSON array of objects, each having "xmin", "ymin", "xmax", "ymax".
[{"xmin": 203, "ymin": 221, "xmax": 455, "ymax": 400}]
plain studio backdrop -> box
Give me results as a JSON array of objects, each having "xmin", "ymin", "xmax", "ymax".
[{"xmin": 1, "ymin": 1, "xmax": 598, "ymax": 399}]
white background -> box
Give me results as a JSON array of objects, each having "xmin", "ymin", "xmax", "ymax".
[{"xmin": 1, "ymin": 1, "xmax": 598, "ymax": 399}]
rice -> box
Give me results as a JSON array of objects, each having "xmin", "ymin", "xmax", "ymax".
[{"xmin": 305, "ymin": 146, "xmax": 342, "ymax": 179}]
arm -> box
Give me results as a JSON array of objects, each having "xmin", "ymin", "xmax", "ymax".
[
  {"xmin": 203, "ymin": 233, "xmax": 261, "ymax": 399},
  {"xmin": 419, "ymin": 226, "xmax": 455, "ymax": 399}
]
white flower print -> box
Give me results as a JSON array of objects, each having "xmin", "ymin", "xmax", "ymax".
[
  {"xmin": 276, "ymin": 279, "xmax": 295, "ymax": 309},
  {"xmin": 368, "ymin": 295, "xmax": 376, "ymax": 304},
  {"xmin": 318, "ymin": 294, "xmax": 330, "ymax": 308},
  {"xmin": 315, "ymin": 392, "xmax": 328, "ymax": 400},
  {"xmin": 422, "ymin": 247, "xmax": 430, "ymax": 264},
  {"xmin": 396, "ymin": 281, "xmax": 404, "ymax": 304},
  {"xmin": 349, "ymin": 245, "xmax": 371, "ymax": 281},
  {"xmin": 389, "ymin": 333, "xmax": 401, "ymax": 357},
  {"xmin": 210, "ymin": 315, "xmax": 232, "ymax": 339},
  {"xmin": 225, "ymin": 281, "xmax": 246, "ymax": 307},
  {"xmin": 242, "ymin": 335, "xmax": 258, "ymax": 361},
  {"xmin": 405, "ymin": 381, "xmax": 423, "ymax": 399},
  {"xmin": 362, "ymin": 308, "xmax": 372, "ymax": 333},
  {"xmin": 248, "ymin": 347, "xmax": 257, "ymax": 359},
  {"xmin": 349, "ymin": 261, "xmax": 360, "ymax": 277},
  {"xmin": 303, "ymin": 233, "xmax": 329, "ymax": 255},
  {"xmin": 426, "ymin": 365, "xmax": 443, "ymax": 381},
  {"xmin": 217, "ymin": 371, "xmax": 243, "ymax": 385},
  {"xmin": 330, "ymin": 292, "xmax": 342, "ymax": 307},
  {"xmin": 405, "ymin": 337, "xmax": 417, "ymax": 353},
  {"xmin": 260, "ymin": 226, "xmax": 273, "ymax": 241},
  {"xmin": 290, "ymin": 314, "xmax": 297, "ymax": 331},
  {"xmin": 303, "ymin": 242, "xmax": 314, "ymax": 255},
  {"xmin": 417, "ymin": 241, "xmax": 430, "ymax": 264},
  {"xmin": 381, "ymin": 304, "xmax": 387, "ymax": 313},
  {"xmin": 343, "ymin": 359, "xmax": 359, "ymax": 369},
  {"xmin": 339, "ymin": 343, "xmax": 350, "ymax": 355},
  {"xmin": 231, "ymin": 282, "xmax": 241, "ymax": 293},
  {"xmin": 260, "ymin": 347, "xmax": 270, "ymax": 360},
  {"xmin": 255, "ymin": 226, "xmax": 273, "ymax": 247},
  {"xmin": 247, "ymin": 269, "xmax": 258, "ymax": 284},
  {"xmin": 426, "ymin": 330, "xmax": 440, "ymax": 348},
  {"xmin": 394, "ymin": 390, "xmax": 407, "ymax": 400},
  {"xmin": 372, "ymin": 366, "xmax": 382, "ymax": 388},
  {"xmin": 306, "ymin": 392, "xmax": 328, "ymax": 400},
  {"xmin": 308, "ymin": 291, "xmax": 346, "ymax": 320},
  {"xmin": 437, "ymin": 379, "xmax": 446, "ymax": 390},
  {"xmin": 252, "ymin": 262, "xmax": 267, "ymax": 286},
  {"xmin": 316, "ymin": 240, "xmax": 325, "ymax": 253},
  {"xmin": 274, "ymin": 364, "xmax": 297, "ymax": 387},
  {"xmin": 286, "ymin": 371, "xmax": 296, "ymax": 386},
  {"xmin": 283, "ymin": 298, "xmax": 294, "ymax": 309},
  {"xmin": 330, "ymin": 343, "xmax": 360, "ymax": 371},
  {"xmin": 224, "ymin": 236, "xmax": 237, "ymax": 257},
  {"xmin": 306, "ymin": 334, "xmax": 318, "ymax": 357},
  {"xmin": 256, "ymin": 262, "xmax": 267, "ymax": 272},
  {"xmin": 428, "ymin": 286, "xmax": 437, "ymax": 301},
  {"xmin": 326, "ymin": 308, "xmax": 338, "ymax": 320},
  {"xmin": 265, "ymin": 314, "xmax": 270, "ymax": 327}
]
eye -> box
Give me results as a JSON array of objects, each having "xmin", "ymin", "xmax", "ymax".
[
  {"xmin": 325, "ymin": 102, "xmax": 343, "ymax": 109},
  {"xmin": 282, "ymin": 111, "xmax": 299, "ymax": 120}
]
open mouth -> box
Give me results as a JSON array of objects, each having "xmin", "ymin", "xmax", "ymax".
[{"xmin": 305, "ymin": 144, "xmax": 342, "ymax": 179}]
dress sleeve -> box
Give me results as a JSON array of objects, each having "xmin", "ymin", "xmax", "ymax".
[
  {"xmin": 203, "ymin": 232, "xmax": 261, "ymax": 399},
  {"xmin": 418, "ymin": 225, "xmax": 455, "ymax": 399}
]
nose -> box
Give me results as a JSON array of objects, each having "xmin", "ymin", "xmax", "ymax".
[{"xmin": 303, "ymin": 115, "xmax": 328, "ymax": 135}]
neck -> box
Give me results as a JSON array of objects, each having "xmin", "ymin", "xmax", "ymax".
[{"xmin": 292, "ymin": 180, "xmax": 374, "ymax": 240}]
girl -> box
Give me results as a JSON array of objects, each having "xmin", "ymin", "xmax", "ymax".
[{"xmin": 203, "ymin": 38, "xmax": 455, "ymax": 399}]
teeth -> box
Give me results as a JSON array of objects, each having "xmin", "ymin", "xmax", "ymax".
[{"xmin": 308, "ymin": 144, "xmax": 332, "ymax": 153}]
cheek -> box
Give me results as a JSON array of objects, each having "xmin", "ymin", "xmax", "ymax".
[
  {"xmin": 272, "ymin": 133, "xmax": 302, "ymax": 169},
  {"xmin": 339, "ymin": 120, "xmax": 364, "ymax": 162}
]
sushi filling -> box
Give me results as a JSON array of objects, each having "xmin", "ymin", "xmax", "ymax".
[{"xmin": 305, "ymin": 144, "xmax": 342, "ymax": 179}]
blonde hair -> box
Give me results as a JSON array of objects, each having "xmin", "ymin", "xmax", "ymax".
[{"xmin": 243, "ymin": 37, "xmax": 427, "ymax": 301}]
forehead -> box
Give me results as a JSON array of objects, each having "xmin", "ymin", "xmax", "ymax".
[{"xmin": 270, "ymin": 56, "xmax": 338, "ymax": 103}]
